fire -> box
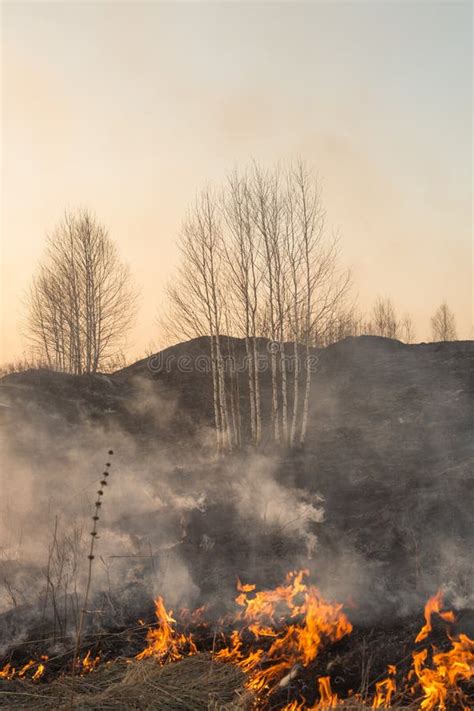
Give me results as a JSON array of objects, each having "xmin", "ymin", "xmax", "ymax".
[
  {"xmin": 135, "ymin": 595, "xmax": 197, "ymax": 662},
  {"xmin": 134, "ymin": 575, "xmax": 473, "ymax": 708},
  {"xmin": 402, "ymin": 588, "xmax": 473, "ymax": 710},
  {"xmin": 81, "ymin": 650, "xmax": 101, "ymax": 673},
  {"xmin": 372, "ymin": 665, "xmax": 397, "ymax": 708},
  {"xmin": 0, "ymin": 655, "xmax": 48, "ymax": 682},
  {"xmin": 1, "ymin": 576, "xmax": 473, "ymax": 710},
  {"xmin": 415, "ymin": 589, "xmax": 455, "ymax": 643},
  {"xmin": 281, "ymin": 702, "xmax": 306, "ymax": 711},
  {"xmin": 315, "ymin": 676, "xmax": 339, "ymax": 707},
  {"xmin": 235, "ymin": 569, "xmax": 308, "ymax": 623},
  {"xmin": 0, "ymin": 663, "xmax": 14, "ymax": 680},
  {"xmin": 31, "ymin": 658, "xmax": 47, "ymax": 681},
  {"xmin": 296, "ymin": 591, "xmax": 352, "ymax": 666},
  {"xmin": 412, "ymin": 634, "xmax": 474, "ymax": 710},
  {"xmin": 213, "ymin": 570, "xmax": 352, "ymax": 694},
  {"xmin": 281, "ymin": 677, "xmax": 340, "ymax": 709}
]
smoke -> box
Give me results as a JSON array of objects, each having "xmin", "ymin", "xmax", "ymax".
[
  {"xmin": 228, "ymin": 453, "xmax": 324, "ymax": 557},
  {"xmin": 0, "ymin": 336, "xmax": 472, "ymax": 655},
  {"xmin": 0, "ymin": 376, "xmax": 327, "ymax": 655}
]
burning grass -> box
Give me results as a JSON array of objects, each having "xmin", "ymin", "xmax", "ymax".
[{"xmin": 1, "ymin": 570, "xmax": 473, "ymax": 709}]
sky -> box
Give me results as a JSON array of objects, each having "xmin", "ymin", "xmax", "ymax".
[{"xmin": 1, "ymin": 0, "xmax": 472, "ymax": 363}]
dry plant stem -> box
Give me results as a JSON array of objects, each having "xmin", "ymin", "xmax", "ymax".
[
  {"xmin": 69, "ymin": 450, "xmax": 114, "ymax": 708},
  {"xmin": 41, "ymin": 517, "xmax": 58, "ymax": 636}
]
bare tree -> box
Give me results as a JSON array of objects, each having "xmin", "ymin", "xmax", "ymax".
[
  {"xmin": 367, "ymin": 297, "xmax": 400, "ymax": 339},
  {"xmin": 284, "ymin": 177, "xmax": 305, "ymax": 447},
  {"xmin": 222, "ymin": 170, "xmax": 262, "ymax": 445},
  {"xmin": 315, "ymin": 304, "xmax": 363, "ymax": 346},
  {"xmin": 164, "ymin": 283, "xmax": 209, "ymax": 342},
  {"xmin": 401, "ymin": 313, "xmax": 415, "ymax": 344},
  {"xmin": 26, "ymin": 209, "xmax": 136, "ymax": 374},
  {"xmin": 290, "ymin": 162, "xmax": 326, "ymax": 446},
  {"xmin": 169, "ymin": 191, "xmax": 233, "ymax": 453},
  {"xmin": 431, "ymin": 302, "xmax": 457, "ymax": 341},
  {"xmin": 252, "ymin": 165, "xmax": 283, "ymax": 443}
]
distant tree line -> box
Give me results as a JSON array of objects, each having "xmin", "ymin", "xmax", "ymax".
[{"xmin": 332, "ymin": 297, "xmax": 457, "ymax": 344}]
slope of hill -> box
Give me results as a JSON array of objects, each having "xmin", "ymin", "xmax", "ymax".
[
  {"xmin": 1, "ymin": 335, "xmax": 473, "ymax": 618},
  {"xmin": 2, "ymin": 335, "xmax": 473, "ymax": 464}
]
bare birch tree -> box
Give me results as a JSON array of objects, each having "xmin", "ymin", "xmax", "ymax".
[
  {"xmin": 284, "ymin": 176, "xmax": 304, "ymax": 447},
  {"xmin": 282, "ymin": 163, "xmax": 353, "ymax": 444},
  {"xmin": 290, "ymin": 162, "xmax": 326, "ymax": 445},
  {"xmin": 431, "ymin": 302, "xmax": 457, "ymax": 341},
  {"xmin": 251, "ymin": 165, "xmax": 282, "ymax": 443},
  {"xmin": 222, "ymin": 171, "xmax": 262, "ymax": 444},
  {"xmin": 26, "ymin": 209, "xmax": 136, "ymax": 374},
  {"xmin": 401, "ymin": 313, "xmax": 415, "ymax": 344},
  {"xmin": 169, "ymin": 191, "xmax": 233, "ymax": 453}
]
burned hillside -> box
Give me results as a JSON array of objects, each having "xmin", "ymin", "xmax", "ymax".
[{"xmin": 0, "ymin": 335, "xmax": 473, "ymax": 708}]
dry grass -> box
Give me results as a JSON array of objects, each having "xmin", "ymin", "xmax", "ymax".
[{"xmin": 0, "ymin": 654, "xmax": 249, "ymax": 710}]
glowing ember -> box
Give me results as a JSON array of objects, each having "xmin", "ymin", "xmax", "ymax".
[
  {"xmin": 0, "ymin": 663, "xmax": 15, "ymax": 680},
  {"xmin": 81, "ymin": 650, "xmax": 101, "ymax": 673}
]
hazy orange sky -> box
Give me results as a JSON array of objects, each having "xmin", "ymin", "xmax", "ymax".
[{"xmin": 1, "ymin": 1, "xmax": 472, "ymax": 363}]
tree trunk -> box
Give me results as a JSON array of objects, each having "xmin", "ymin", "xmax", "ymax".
[
  {"xmin": 290, "ymin": 340, "xmax": 299, "ymax": 447},
  {"xmin": 245, "ymin": 336, "xmax": 256, "ymax": 443},
  {"xmin": 271, "ymin": 347, "xmax": 279, "ymax": 442},
  {"xmin": 210, "ymin": 334, "xmax": 222, "ymax": 454},
  {"xmin": 253, "ymin": 337, "xmax": 262, "ymax": 445},
  {"xmin": 300, "ymin": 343, "xmax": 312, "ymax": 445},
  {"xmin": 215, "ymin": 333, "xmax": 232, "ymax": 451},
  {"xmin": 227, "ymin": 335, "xmax": 239, "ymax": 448},
  {"xmin": 280, "ymin": 341, "xmax": 288, "ymax": 444}
]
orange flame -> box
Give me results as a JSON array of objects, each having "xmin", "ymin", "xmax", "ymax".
[
  {"xmin": 372, "ymin": 665, "xmax": 397, "ymax": 708},
  {"xmin": 214, "ymin": 571, "xmax": 352, "ymax": 694},
  {"xmin": 315, "ymin": 676, "xmax": 340, "ymax": 707},
  {"xmin": 81, "ymin": 650, "xmax": 100, "ymax": 673},
  {"xmin": 284, "ymin": 676, "xmax": 341, "ymax": 709},
  {"xmin": 415, "ymin": 590, "xmax": 456, "ymax": 643},
  {"xmin": 31, "ymin": 659, "xmax": 47, "ymax": 681},
  {"xmin": 136, "ymin": 595, "xmax": 197, "ymax": 662},
  {"xmin": 0, "ymin": 663, "xmax": 15, "ymax": 680},
  {"xmin": 0, "ymin": 655, "xmax": 48, "ymax": 682},
  {"xmin": 412, "ymin": 633, "xmax": 474, "ymax": 710}
]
